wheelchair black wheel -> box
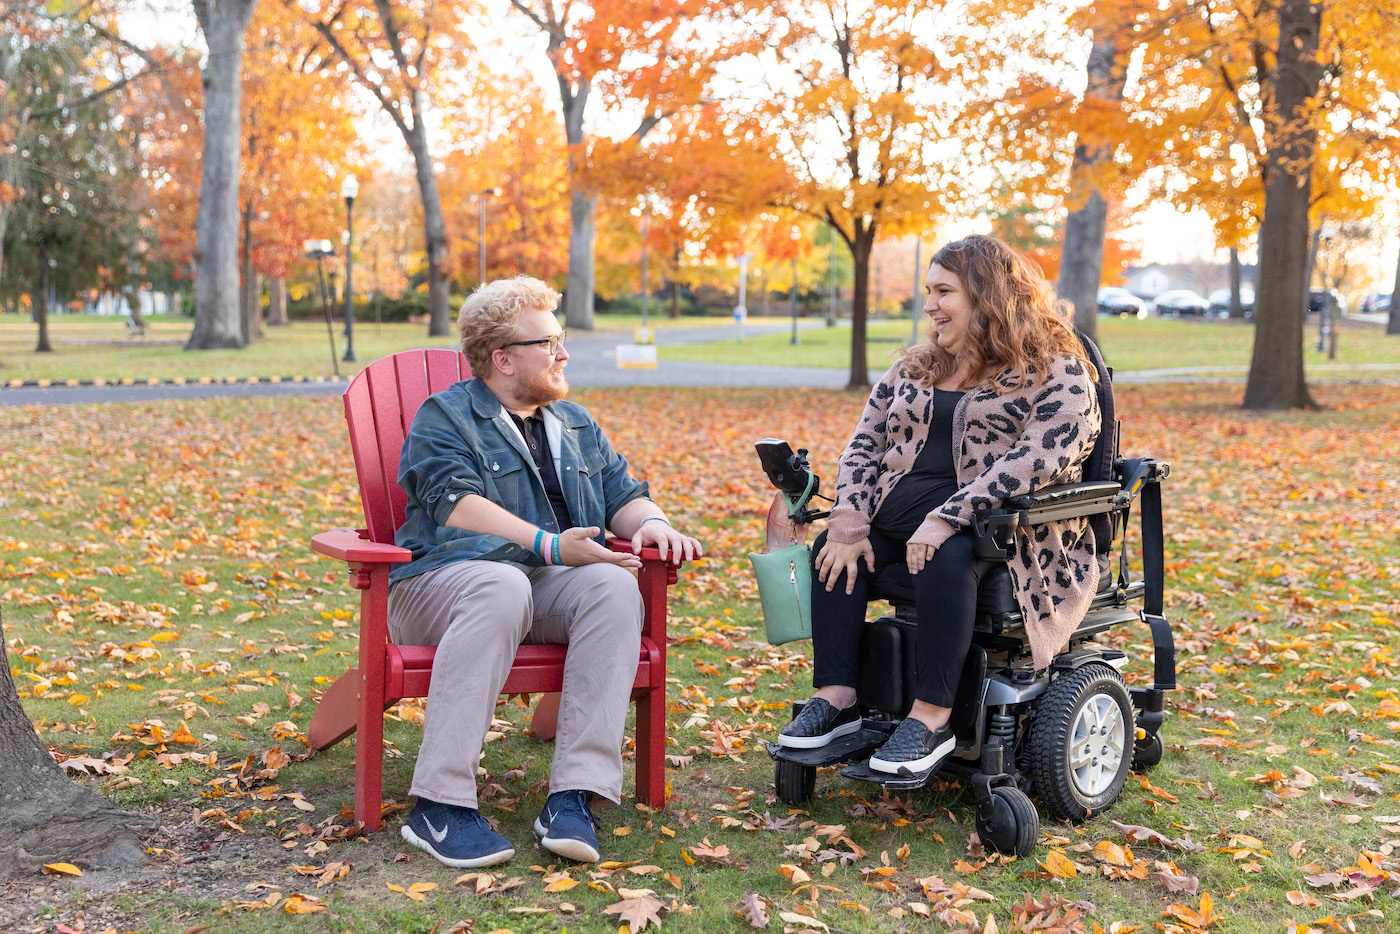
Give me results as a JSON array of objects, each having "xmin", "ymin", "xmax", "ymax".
[
  {"xmin": 774, "ymin": 758, "xmax": 816, "ymax": 805},
  {"xmin": 1029, "ymin": 664, "xmax": 1134, "ymax": 822},
  {"xmin": 1131, "ymin": 731, "xmax": 1164, "ymax": 772},
  {"xmin": 975, "ymin": 785, "xmax": 1039, "ymax": 857}
]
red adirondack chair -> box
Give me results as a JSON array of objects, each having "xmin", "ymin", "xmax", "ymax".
[{"xmin": 307, "ymin": 349, "xmax": 678, "ymax": 831}]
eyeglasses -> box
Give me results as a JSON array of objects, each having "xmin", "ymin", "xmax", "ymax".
[{"xmin": 504, "ymin": 331, "xmax": 567, "ymax": 354}]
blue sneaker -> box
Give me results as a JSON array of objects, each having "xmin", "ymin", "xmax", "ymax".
[
  {"xmin": 401, "ymin": 798, "xmax": 514, "ymax": 868},
  {"xmin": 533, "ymin": 789, "xmax": 601, "ymax": 863}
]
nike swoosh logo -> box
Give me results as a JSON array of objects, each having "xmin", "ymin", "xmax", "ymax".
[{"xmin": 424, "ymin": 816, "xmax": 449, "ymax": 843}]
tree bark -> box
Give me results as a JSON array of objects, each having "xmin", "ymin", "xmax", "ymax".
[
  {"xmin": 1228, "ymin": 248, "xmax": 1244, "ymax": 318},
  {"xmin": 1056, "ymin": 30, "xmax": 1128, "ymax": 343},
  {"xmin": 1387, "ymin": 243, "xmax": 1399, "ymax": 335},
  {"xmin": 405, "ymin": 114, "xmax": 452, "ymax": 338},
  {"xmin": 267, "ymin": 278, "xmax": 288, "ymax": 326},
  {"xmin": 186, "ymin": 0, "xmax": 258, "ymax": 350},
  {"xmin": 847, "ymin": 224, "xmax": 874, "ymax": 389},
  {"xmin": 34, "ymin": 257, "xmax": 53, "ymax": 354},
  {"xmin": 1243, "ymin": 0, "xmax": 1321, "ymax": 410},
  {"xmin": 0, "ymin": 610, "xmax": 158, "ymax": 879}
]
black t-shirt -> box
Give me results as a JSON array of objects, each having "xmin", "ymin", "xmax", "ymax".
[
  {"xmin": 872, "ymin": 388, "xmax": 965, "ymax": 538},
  {"xmin": 508, "ymin": 411, "xmax": 573, "ymax": 532}
]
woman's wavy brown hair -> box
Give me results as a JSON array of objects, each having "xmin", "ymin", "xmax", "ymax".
[{"xmin": 901, "ymin": 234, "xmax": 1095, "ymax": 392}]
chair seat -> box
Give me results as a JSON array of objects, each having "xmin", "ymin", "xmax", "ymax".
[{"xmin": 385, "ymin": 640, "xmax": 663, "ymax": 699}]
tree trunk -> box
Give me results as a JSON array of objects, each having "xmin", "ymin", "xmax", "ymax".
[
  {"xmin": 1243, "ymin": 0, "xmax": 1321, "ymax": 411},
  {"xmin": 404, "ymin": 113, "xmax": 452, "ymax": 338},
  {"xmin": 186, "ymin": 0, "xmax": 257, "ymax": 350},
  {"xmin": 564, "ymin": 188, "xmax": 597, "ymax": 331},
  {"xmin": 34, "ymin": 258, "xmax": 53, "ymax": 353},
  {"xmin": 0, "ymin": 610, "xmax": 158, "ymax": 879},
  {"xmin": 1228, "ymin": 248, "xmax": 1244, "ymax": 317},
  {"xmin": 267, "ymin": 278, "xmax": 288, "ymax": 326},
  {"xmin": 1056, "ymin": 30, "xmax": 1128, "ymax": 343},
  {"xmin": 240, "ymin": 197, "xmax": 255, "ymax": 345},
  {"xmin": 848, "ymin": 226, "xmax": 874, "ymax": 389},
  {"xmin": 1386, "ymin": 242, "xmax": 1399, "ymax": 335}
]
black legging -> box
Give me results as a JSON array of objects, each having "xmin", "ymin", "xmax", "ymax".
[{"xmin": 809, "ymin": 526, "xmax": 996, "ymax": 708}]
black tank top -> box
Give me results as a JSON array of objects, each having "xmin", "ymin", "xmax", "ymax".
[{"xmin": 872, "ymin": 388, "xmax": 965, "ymax": 538}]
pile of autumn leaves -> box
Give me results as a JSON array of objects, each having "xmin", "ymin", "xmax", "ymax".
[{"xmin": 2, "ymin": 384, "xmax": 1399, "ymax": 933}]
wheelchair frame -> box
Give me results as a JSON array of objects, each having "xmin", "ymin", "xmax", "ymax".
[{"xmin": 755, "ymin": 438, "xmax": 1175, "ymax": 856}]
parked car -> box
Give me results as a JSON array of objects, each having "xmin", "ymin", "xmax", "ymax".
[
  {"xmin": 1308, "ymin": 288, "xmax": 1345, "ymax": 315},
  {"xmin": 1097, "ymin": 287, "xmax": 1149, "ymax": 319},
  {"xmin": 1361, "ymin": 292, "xmax": 1393, "ymax": 315},
  {"xmin": 1207, "ymin": 287, "xmax": 1255, "ymax": 318},
  {"xmin": 1152, "ymin": 289, "xmax": 1211, "ymax": 317}
]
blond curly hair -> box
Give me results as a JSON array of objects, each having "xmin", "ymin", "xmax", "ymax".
[
  {"xmin": 457, "ymin": 276, "xmax": 563, "ymax": 376},
  {"xmin": 901, "ymin": 235, "xmax": 1094, "ymax": 392}
]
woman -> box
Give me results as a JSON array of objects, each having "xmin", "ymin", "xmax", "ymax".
[{"xmin": 776, "ymin": 235, "xmax": 1102, "ymax": 777}]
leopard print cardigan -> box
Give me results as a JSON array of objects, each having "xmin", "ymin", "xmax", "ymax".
[{"xmin": 825, "ymin": 354, "xmax": 1101, "ymax": 669}]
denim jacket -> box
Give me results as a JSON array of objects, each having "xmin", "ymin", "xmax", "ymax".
[{"xmin": 390, "ymin": 378, "xmax": 649, "ymax": 582}]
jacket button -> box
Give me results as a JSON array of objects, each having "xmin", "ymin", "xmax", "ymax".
[{"xmin": 492, "ymin": 463, "xmax": 499, "ymax": 471}]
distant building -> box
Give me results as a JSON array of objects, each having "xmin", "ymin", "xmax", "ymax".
[{"xmin": 1118, "ymin": 262, "xmax": 1257, "ymax": 299}]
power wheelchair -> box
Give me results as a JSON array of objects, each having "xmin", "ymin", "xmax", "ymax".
[{"xmin": 754, "ymin": 350, "xmax": 1175, "ymax": 857}]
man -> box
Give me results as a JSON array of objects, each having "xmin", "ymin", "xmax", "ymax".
[{"xmin": 389, "ymin": 276, "xmax": 702, "ymax": 868}]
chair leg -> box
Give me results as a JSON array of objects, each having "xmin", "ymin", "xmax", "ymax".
[
  {"xmin": 355, "ymin": 670, "xmax": 387, "ymax": 832},
  {"xmin": 531, "ymin": 692, "xmax": 561, "ymax": 740},
  {"xmin": 634, "ymin": 687, "xmax": 666, "ymax": 808}
]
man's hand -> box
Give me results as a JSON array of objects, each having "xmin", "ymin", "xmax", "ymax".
[
  {"xmin": 815, "ymin": 537, "xmax": 874, "ymax": 594},
  {"xmin": 558, "ymin": 527, "xmax": 642, "ymax": 569},
  {"xmin": 630, "ymin": 519, "xmax": 703, "ymax": 566}
]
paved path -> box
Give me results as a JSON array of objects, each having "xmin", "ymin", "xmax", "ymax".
[{"xmin": 3, "ymin": 317, "xmax": 1397, "ymax": 406}]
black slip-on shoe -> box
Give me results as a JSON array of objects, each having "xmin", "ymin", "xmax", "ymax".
[
  {"xmin": 777, "ymin": 697, "xmax": 862, "ymax": 749},
  {"xmin": 868, "ymin": 718, "xmax": 955, "ymax": 776}
]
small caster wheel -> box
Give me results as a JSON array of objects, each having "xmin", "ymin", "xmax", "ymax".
[
  {"xmin": 775, "ymin": 758, "xmax": 816, "ymax": 805},
  {"xmin": 1131, "ymin": 731, "xmax": 1164, "ymax": 772},
  {"xmin": 976, "ymin": 785, "xmax": 1039, "ymax": 857}
]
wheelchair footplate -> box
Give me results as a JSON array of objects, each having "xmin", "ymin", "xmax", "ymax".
[
  {"xmin": 839, "ymin": 758, "xmax": 941, "ymax": 791},
  {"xmin": 766, "ymin": 725, "xmax": 892, "ymax": 769}
]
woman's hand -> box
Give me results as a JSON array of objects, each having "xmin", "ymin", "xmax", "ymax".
[
  {"xmin": 906, "ymin": 541, "xmax": 937, "ymax": 575},
  {"xmin": 557, "ymin": 527, "xmax": 642, "ymax": 569},
  {"xmin": 815, "ymin": 537, "xmax": 874, "ymax": 594}
]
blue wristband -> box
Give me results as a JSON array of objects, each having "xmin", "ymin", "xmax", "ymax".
[
  {"xmin": 640, "ymin": 516, "xmax": 671, "ymax": 528},
  {"xmin": 534, "ymin": 529, "xmax": 546, "ymax": 557},
  {"xmin": 552, "ymin": 534, "xmax": 562, "ymax": 567}
]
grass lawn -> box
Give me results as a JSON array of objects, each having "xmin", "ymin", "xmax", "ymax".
[
  {"xmin": 3, "ymin": 383, "xmax": 1398, "ymax": 933},
  {"xmin": 5, "ymin": 313, "xmax": 1398, "ymax": 385},
  {"xmin": 662, "ymin": 316, "xmax": 1400, "ymax": 376}
]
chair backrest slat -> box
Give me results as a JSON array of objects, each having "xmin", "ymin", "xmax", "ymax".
[{"xmin": 344, "ymin": 350, "xmax": 473, "ymax": 544}]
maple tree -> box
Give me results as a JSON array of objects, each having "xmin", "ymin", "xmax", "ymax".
[
  {"xmin": 185, "ymin": 0, "xmax": 260, "ymax": 350},
  {"xmin": 292, "ymin": 0, "xmax": 479, "ymax": 337},
  {"xmin": 744, "ymin": 0, "xmax": 947, "ymax": 388},
  {"xmin": 506, "ymin": 0, "xmax": 724, "ymax": 331}
]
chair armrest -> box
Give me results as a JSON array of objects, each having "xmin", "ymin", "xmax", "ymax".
[
  {"xmin": 607, "ymin": 537, "xmax": 687, "ymax": 566},
  {"xmin": 311, "ymin": 528, "xmax": 412, "ymax": 564}
]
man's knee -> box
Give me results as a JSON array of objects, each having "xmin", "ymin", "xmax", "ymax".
[
  {"xmin": 452, "ymin": 564, "xmax": 534, "ymax": 638},
  {"xmin": 575, "ymin": 564, "xmax": 644, "ymax": 629}
]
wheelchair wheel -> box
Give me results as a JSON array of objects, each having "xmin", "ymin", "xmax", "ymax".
[
  {"xmin": 1029, "ymin": 663, "xmax": 1134, "ymax": 822},
  {"xmin": 1131, "ymin": 731, "xmax": 1164, "ymax": 772},
  {"xmin": 975, "ymin": 785, "xmax": 1039, "ymax": 857},
  {"xmin": 775, "ymin": 758, "xmax": 816, "ymax": 805}
]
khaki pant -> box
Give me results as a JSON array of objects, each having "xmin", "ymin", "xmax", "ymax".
[{"xmin": 387, "ymin": 560, "xmax": 643, "ymax": 809}]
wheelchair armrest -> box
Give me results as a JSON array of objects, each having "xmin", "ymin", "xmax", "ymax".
[{"xmin": 1006, "ymin": 480, "xmax": 1124, "ymax": 523}]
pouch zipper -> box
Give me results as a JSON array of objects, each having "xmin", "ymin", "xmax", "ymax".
[{"xmin": 790, "ymin": 559, "xmax": 808, "ymax": 634}]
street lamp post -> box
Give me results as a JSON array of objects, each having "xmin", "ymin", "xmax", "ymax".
[
  {"xmin": 790, "ymin": 225, "xmax": 801, "ymax": 345},
  {"xmin": 910, "ymin": 238, "xmax": 923, "ymax": 345},
  {"xmin": 478, "ymin": 187, "xmax": 502, "ymax": 286},
  {"xmin": 304, "ymin": 239, "xmax": 340, "ymax": 378},
  {"xmin": 735, "ymin": 253, "xmax": 751, "ymax": 342},
  {"xmin": 341, "ymin": 175, "xmax": 359, "ymax": 363}
]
